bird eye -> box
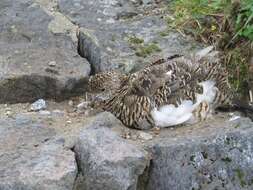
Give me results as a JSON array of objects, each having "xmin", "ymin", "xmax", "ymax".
[
  {"xmin": 196, "ymin": 85, "xmax": 203, "ymax": 94},
  {"xmin": 142, "ymin": 79, "xmax": 151, "ymax": 89}
]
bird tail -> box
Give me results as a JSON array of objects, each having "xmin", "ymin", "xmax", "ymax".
[{"xmin": 217, "ymin": 94, "xmax": 253, "ymax": 121}]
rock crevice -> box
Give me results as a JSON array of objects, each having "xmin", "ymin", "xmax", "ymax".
[{"xmin": 0, "ymin": 0, "xmax": 90, "ymax": 103}]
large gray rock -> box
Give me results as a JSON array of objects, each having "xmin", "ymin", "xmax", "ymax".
[
  {"xmin": 73, "ymin": 112, "xmax": 150, "ymax": 190},
  {"xmin": 59, "ymin": 0, "xmax": 200, "ymax": 73},
  {"xmin": 0, "ymin": 114, "xmax": 77, "ymax": 190},
  {"xmin": 0, "ymin": 0, "xmax": 90, "ymax": 103},
  {"xmin": 72, "ymin": 111, "xmax": 253, "ymax": 190},
  {"xmin": 2, "ymin": 106, "xmax": 253, "ymax": 190},
  {"xmin": 145, "ymin": 117, "xmax": 253, "ymax": 190}
]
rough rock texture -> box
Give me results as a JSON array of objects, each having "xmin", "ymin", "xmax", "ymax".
[
  {"xmin": 2, "ymin": 0, "xmax": 253, "ymax": 190},
  {"xmin": 0, "ymin": 113, "xmax": 77, "ymax": 190},
  {"xmin": 73, "ymin": 112, "xmax": 150, "ymax": 190},
  {"xmin": 71, "ymin": 111, "xmax": 253, "ymax": 190},
  {"xmin": 145, "ymin": 117, "xmax": 253, "ymax": 190},
  {"xmin": 59, "ymin": 0, "xmax": 200, "ymax": 73},
  {"xmin": 1, "ymin": 102, "xmax": 253, "ymax": 190},
  {"xmin": 0, "ymin": 0, "xmax": 90, "ymax": 103}
]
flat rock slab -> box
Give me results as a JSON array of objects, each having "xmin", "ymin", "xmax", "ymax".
[
  {"xmin": 73, "ymin": 112, "xmax": 253, "ymax": 190},
  {"xmin": 0, "ymin": 0, "xmax": 90, "ymax": 103},
  {"xmin": 59, "ymin": 0, "xmax": 200, "ymax": 73},
  {"xmin": 0, "ymin": 113, "xmax": 77, "ymax": 190}
]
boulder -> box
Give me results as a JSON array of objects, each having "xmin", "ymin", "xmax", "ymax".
[
  {"xmin": 0, "ymin": 114, "xmax": 77, "ymax": 190},
  {"xmin": 0, "ymin": 0, "xmax": 90, "ymax": 103},
  {"xmin": 72, "ymin": 111, "xmax": 253, "ymax": 190},
  {"xmin": 59, "ymin": 0, "xmax": 200, "ymax": 73},
  {"xmin": 73, "ymin": 112, "xmax": 150, "ymax": 190},
  {"xmin": 145, "ymin": 117, "xmax": 253, "ymax": 190}
]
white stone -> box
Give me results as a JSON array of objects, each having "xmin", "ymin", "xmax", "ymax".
[
  {"xmin": 68, "ymin": 100, "xmax": 74, "ymax": 106},
  {"xmin": 39, "ymin": 110, "xmax": 51, "ymax": 115},
  {"xmin": 48, "ymin": 61, "xmax": 56, "ymax": 67},
  {"xmin": 138, "ymin": 132, "xmax": 153, "ymax": 140},
  {"xmin": 30, "ymin": 99, "xmax": 46, "ymax": 111},
  {"xmin": 52, "ymin": 109, "xmax": 65, "ymax": 117},
  {"xmin": 77, "ymin": 101, "xmax": 89, "ymax": 110}
]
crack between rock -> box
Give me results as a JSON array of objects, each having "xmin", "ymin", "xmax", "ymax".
[
  {"xmin": 76, "ymin": 28, "xmax": 100, "ymax": 75},
  {"xmin": 39, "ymin": 0, "xmax": 98, "ymax": 76},
  {"xmin": 35, "ymin": 0, "xmax": 96, "ymax": 76},
  {"xmin": 136, "ymin": 158, "xmax": 152, "ymax": 190},
  {"xmin": 70, "ymin": 146, "xmax": 83, "ymax": 190},
  {"xmin": 0, "ymin": 1, "xmax": 92, "ymax": 104}
]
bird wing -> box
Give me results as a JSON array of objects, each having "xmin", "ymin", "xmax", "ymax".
[{"xmin": 88, "ymin": 71, "xmax": 127, "ymax": 93}]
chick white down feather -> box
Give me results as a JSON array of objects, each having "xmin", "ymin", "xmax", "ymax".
[{"xmin": 151, "ymin": 80, "xmax": 217, "ymax": 127}]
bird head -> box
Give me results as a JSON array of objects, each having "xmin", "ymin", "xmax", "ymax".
[{"xmin": 129, "ymin": 64, "xmax": 174, "ymax": 97}]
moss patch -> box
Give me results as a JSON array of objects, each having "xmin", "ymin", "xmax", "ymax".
[
  {"xmin": 127, "ymin": 35, "xmax": 161, "ymax": 57},
  {"xmin": 190, "ymin": 155, "xmax": 196, "ymax": 162},
  {"xmin": 128, "ymin": 36, "xmax": 144, "ymax": 45},
  {"xmin": 135, "ymin": 43, "xmax": 161, "ymax": 57},
  {"xmin": 201, "ymin": 151, "xmax": 208, "ymax": 159},
  {"xmin": 159, "ymin": 31, "xmax": 170, "ymax": 37},
  {"xmin": 221, "ymin": 157, "xmax": 232, "ymax": 163},
  {"xmin": 235, "ymin": 168, "xmax": 246, "ymax": 187},
  {"xmin": 225, "ymin": 137, "xmax": 231, "ymax": 145}
]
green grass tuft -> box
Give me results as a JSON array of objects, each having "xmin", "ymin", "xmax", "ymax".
[
  {"xmin": 128, "ymin": 36, "xmax": 144, "ymax": 44},
  {"xmin": 135, "ymin": 43, "xmax": 161, "ymax": 57},
  {"xmin": 168, "ymin": 0, "xmax": 253, "ymax": 97},
  {"xmin": 235, "ymin": 168, "xmax": 246, "ymax": 187}
]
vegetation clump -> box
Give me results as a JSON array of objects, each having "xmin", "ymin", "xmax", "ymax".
[
  {"xmin": 135, "ymin": 43, "xmax": 161, "ymax": 57},
  {"xmin": 127, "ymin": 35, "xmax": 161, "ymax": 57},
  {"xmin": 235, "ymin": 168, "xmax": 246, "ymax": 187},
  {"xmin": 128, "ymin": 36, "xmax": 144, "ymax": 44},
  {"xmin": 221, "ymin": 157, "xmax": 232, "ymax": 162},
  {"xmin": 167, "ymin": 0, "xmax": 253, "ymax": 97}
]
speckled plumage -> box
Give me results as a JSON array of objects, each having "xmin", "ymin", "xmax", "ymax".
[
  {"xmin": 88, "ymin": 71, "xmax": 127, "ymax": 93},
  {"xmin": 88, "ymin": 48, "xmax": 234, "ymax": 129}
]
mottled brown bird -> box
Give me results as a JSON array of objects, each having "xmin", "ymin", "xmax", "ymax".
[
  {"xmin": 88, "ymin": 71, "xmax": 127, "ymax": 93},
  {"xmin": 88, "ymin": 47, "xmax": 234, "ymax": 129}
]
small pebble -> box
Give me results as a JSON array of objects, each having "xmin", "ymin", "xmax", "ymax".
[
  {"xmin": 83, "ymin": 110, "xmax": 90, "ymax": 116},
  {"xmin": 68, "ymin": 100, "xmax": 74, "ymax": 107},
  {"xmin": 121, "ymin": 130, "xmax": 131, "ymax": 139},
  {"xmin": 52, "ymin": 109, "xmax": 65, "ymax": 117},
  {"xmin": 48, "ymin": 61, "xmax": 56, "ymax": 67},
  {"xmin": 229, "ymin": 115, "xmax": 241, "ymax": 121},
  {"xmin": 138, "ymin": 132, "xmax": 153, "ymax": 141},
  {"xmin": 106, "ymin": 18, "xmax": 115, "ymax": 24},
  {"xmin": 229, "ymin": 112, "xmax": 234, "ymax": 116},
  {"xmin": 30, "ymin": 99, "xmax": 46, "ymax": 111},
  {"xmin": 106, "ymin": 47, "xmax": 113, "ymax": 52},
  {"xmin": 131, "ymin": 134, "xmax": 138, "ymax": 140},
  {"xmin": 5, "ymin": 111, "xmax": 12, "ymax": 116},
  {"xmin": 39, "ymin": 110, "xmax": 51, "ymax": 116},
  {"xmin": 5, "ymin": 107, "xmax": 11, "ymax": 111},
  {"xmin": 77, "ymin": 101, "xmax": 89, "ymax": 110},
  {"xmin": 66, "ymin": 120, "xmax": 72, "ymax": 124}
]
